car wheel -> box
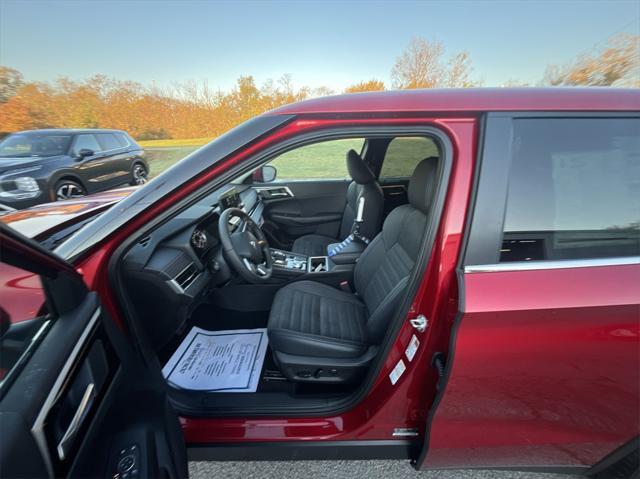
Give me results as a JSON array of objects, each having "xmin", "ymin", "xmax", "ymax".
[
  {"xmin": 53, "ymin": 179, "xmax": 86, "ymax": 201},
  {"xmin": 130, "ymin": 163, "xmax": 149, "ymax": 185}
]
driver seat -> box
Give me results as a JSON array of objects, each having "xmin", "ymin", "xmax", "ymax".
[{"xmin": 267, "ymin": 157, "xmax": 438, "ymax": 383}]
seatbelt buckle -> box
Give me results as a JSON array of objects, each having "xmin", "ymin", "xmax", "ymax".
[{"xmin": 339, "ymin": 280, "xmax": 352, "ymax": 293}]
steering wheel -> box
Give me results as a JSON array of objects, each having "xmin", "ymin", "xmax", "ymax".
[{"xmin": 218, "ymin": 208, "xmax": 273, "ymax": 283}]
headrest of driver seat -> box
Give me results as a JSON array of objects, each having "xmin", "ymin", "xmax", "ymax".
[
  {"xmin": 408, "ymin": 157, "xmax": 439, "ymax": 214},
  {"xmin": 346, "ymin": 149, "xmax": 376, "ymax": 185}
]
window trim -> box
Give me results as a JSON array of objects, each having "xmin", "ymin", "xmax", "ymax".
[
  {"xmin": 464, "ymin": 255, "xmax": 640, "ymax": 274},
  {"xmin": 463, "ymin": 111, "xmax": 640, "ymax": 268}
]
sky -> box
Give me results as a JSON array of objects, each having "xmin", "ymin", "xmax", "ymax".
[{"xmin": 1, "ymin": 0, "xmax": 639, "ymax": 92}]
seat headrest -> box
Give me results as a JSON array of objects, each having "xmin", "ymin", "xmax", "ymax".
[
  {"xmin": 408, "ymin": 157, "xmax": 439, "ymax": 214},
  {"xmin": 347, "ymin": 149, "xmax": 376, "ymax": 184}
]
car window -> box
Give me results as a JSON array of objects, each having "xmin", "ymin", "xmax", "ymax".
[
  {"xmin": 380, "ymin": 136, "xmax": 440, "ymax": 178},
  {"xmin": 72, "ymin": 134, "xmax": 102, "ymax": 156},
  {"xmin": 115, "ymin": 133, "xmax": 131, "ymax": 148},
  {"xmin": 266, "ymin": 138, "xmax": 365, "ymax": 180},
  {"xmin": 0, "ymin": 133, "xmax": 72, "ymax": 158},
  {"xmin": 500, "ymin": 118, "xmax": 640, "ymax": 262},
  {"xmin": 0, "ymin": 262, "xmax": 50, "ymax": 392},
  {"xmin": 97, "ymin": 133, "xmax": 123, "ymax": 151}
]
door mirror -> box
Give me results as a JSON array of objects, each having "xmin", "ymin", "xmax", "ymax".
[
  {"xmin": 253, "ymin": 165, "xmax": 277, "ymax": 183},
  {"xmin": 76, "ymin": 148, "xmax": 94, "ymax": 159}
]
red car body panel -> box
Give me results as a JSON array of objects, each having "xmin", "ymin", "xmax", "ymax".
[
  {"xmin": 271, "ymin": 88, "xmax": 640, "ymax": 115},
  {"xmin": 425, "ymin": 264, "xmax": 640, "ymax": 468},
  {"xmin": 1, "ymin": 89, "xmax": 638, "ymax": 470},
  {"xmin": 0, "ymin": 263, "xmax": 45, "ymax": 323}
]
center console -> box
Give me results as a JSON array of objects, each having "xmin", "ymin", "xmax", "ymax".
[{"xmin": 270, "ymin": 244, "xmax": 363, "ymax": 288}]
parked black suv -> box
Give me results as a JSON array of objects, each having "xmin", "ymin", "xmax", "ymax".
[{"xmin": 0, "ymin": 129, "xmax": 148, "ymax": 209}]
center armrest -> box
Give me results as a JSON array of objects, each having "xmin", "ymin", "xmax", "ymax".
[{"xmin": 327, "ymin": 240, "xmax": 366, "ymax": 265}]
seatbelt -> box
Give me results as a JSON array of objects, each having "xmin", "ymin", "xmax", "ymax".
[
  {"xmin": 350, "ymin": 196, "xmax": 370, "ymax": 245},
  {"xmin": 328, "ymin": 196, "xmax": 369, "ymax": 257}
]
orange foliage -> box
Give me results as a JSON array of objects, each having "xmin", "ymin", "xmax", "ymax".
[
  {"xmin": 344, "ymin": 80, "xmax": 386, "ymax": 93},
  {"xmin": 543, "ymin": 34, "xmax": 639, "ymax": 86},
  {"xmin": 0, "ymin": 72, "xmax": 326, "ymax": 139}
]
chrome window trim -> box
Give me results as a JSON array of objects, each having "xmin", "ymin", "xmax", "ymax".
[{"xmin": 464, "ymin": 256, "xmax": 640, "ymax": 274}]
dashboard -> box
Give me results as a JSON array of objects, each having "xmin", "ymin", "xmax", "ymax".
[{"xmin": 120, "ymin": 184, "xmax": 265, "ymax": 349}]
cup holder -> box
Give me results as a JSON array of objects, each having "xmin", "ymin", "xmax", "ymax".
[{"xmin": 308, "ymin": 256, "xmax": 329, "ymax": 273}]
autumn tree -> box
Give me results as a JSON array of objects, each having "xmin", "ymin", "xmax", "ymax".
[
  {"xmin": 0, "ymin": 66, "xmax": 23, "ymax": 103},
  {"xmin": 0, "ymin": 67, "xmax": 325, "ymax": 137},
  {"xmin": 543, "ymin": 34, "xmax": 640, "ymax": 87},
  {"xmin": 391, "ymin": 37, "xmax": 478, "ymax": 89},
  {"xmin": 344, "ymin": 79, "xmax": 386, "ymax": 93}
]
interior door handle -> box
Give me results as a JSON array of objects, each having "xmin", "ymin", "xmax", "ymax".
[{"xmin": 57, "ymin": 382, "xmax": 95, "ymax": 461}]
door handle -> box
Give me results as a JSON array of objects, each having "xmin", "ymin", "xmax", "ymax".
[{"xmin": 57, "ymin": 382, "xmax": 95, "ymax": 460}]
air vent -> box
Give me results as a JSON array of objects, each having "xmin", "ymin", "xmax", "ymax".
[
  {"xmin": 174, "ymin": 263, "xmax": 199, "ymax": 291},
  {"xmin": 139, "ymin": 236, "xmax": 151, "ymax": 247}
]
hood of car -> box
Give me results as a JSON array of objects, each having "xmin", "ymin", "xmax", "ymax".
[
  {"xmin": 0, "ymin": 155, "xmax": 64, "ymax": 174},
  {"xmin": 0, "ymin": 186, "xmax": 137, "ymax": 239}
]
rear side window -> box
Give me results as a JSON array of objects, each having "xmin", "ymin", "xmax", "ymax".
[
  {"xmin": 96, "ymin": 133, "xmax": 123, "ymax": 151},
  {"xmin": 501, "ymin": 118, "xmax": 640, "ymax": 262},
  {"xmin": 115, "ymin": 133, "xmax": 131, "ymax": 148},
  {"xmin": 72, "ymin": 134, "xmax": 101, "ymax": 156},
  {"xmin": 380, "ymin": 137, "xmax": 439, "ymax": 178}
]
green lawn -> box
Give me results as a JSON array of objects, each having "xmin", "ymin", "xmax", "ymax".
[
  {"xmin": 143, "ymin": 137, "xmax": 439, "ymax": 180},
  {"xmin": 138, "ymin": 137, "xmax": 213, "ymax": 148}
]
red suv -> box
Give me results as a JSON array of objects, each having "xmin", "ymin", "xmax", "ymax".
[{"xmin": 1, "ymin": 88, "xmax": 638, "ymax": 478}]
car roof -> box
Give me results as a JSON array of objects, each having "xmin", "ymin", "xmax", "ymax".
[
  {"xmin": 269, "ymin": 87, "xmax": 640, "ymax": 115},
  {"xmin": 11, "ymin": 128, "xmax": 127, "ymax": 135}
]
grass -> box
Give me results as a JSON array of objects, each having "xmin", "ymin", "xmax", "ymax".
[
  {"xmin": 138, "ymin": 137, "xmax": 212, "ymax": 148},
  {"xmin": 143, "ymin": 137, "xmax": 439, "ymax": 180}
]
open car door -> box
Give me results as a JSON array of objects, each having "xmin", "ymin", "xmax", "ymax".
[{"xmin": 0, "ymin": 223, "xmax": 187, "ymax": 478}]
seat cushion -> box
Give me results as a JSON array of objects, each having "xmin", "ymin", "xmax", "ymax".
[
  {"xmin": 291, "ymin": 234, "xmax": 336, "ymax": 256},
  {"xmin": 268, "ymin": 281, "xmax": 369, "ymax": 358}
]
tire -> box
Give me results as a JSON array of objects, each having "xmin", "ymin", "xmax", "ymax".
[
  {"xmin": 53, "ymin": 179, "xmax": 86, "ymax": 201},
  {"xmin": 130, "ymin": 162, "xmax": 149, "ymax": 186}
]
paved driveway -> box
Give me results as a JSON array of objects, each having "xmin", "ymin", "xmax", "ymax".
[{"xmin": 189, "ymin": 460, "xmax": 582, "ymax": 479}]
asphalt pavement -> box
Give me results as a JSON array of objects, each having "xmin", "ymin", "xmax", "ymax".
[{"xmin": 189, "ymin": 460, "xmax": 583, "ymax": 479}]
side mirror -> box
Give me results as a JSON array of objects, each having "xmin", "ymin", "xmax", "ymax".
[
  {"xmin": 77, "ymin": 148, "xmax": 94, "ymax": 159},
  {"xmin": 253, "ymin": 165, "xmax": 277, "ymax": 183}
]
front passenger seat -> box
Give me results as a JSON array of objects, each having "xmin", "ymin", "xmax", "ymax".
[
  {"xmin": 268, "ymin": 157, "xmax": 439, "ymax": 383},
  {"xmin": 291, "ymin": 150, "xmax": 383, "ymax": 256}
]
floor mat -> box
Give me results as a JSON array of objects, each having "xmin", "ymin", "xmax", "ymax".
[{"xmin": 163, "ymin": 326, "xmax": 268, "ymax": 393}]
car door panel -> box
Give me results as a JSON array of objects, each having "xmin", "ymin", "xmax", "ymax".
[
  {"xmin": 422, "ymin": 264, "xmax": 640, "ymax": 470},
  {"xmin": 0, "ymin": 225, "xmax": 187, "ymax": 478},
  {"xmin": 419, "ymin": 113, "xmax": 640, "ymax": 472},
  {"xmin": 98, "ymin": 150, "xmax": 133, "ymax": 189},
  {"xmin": 259, "ymin": 180, "xmax": 350, "ymax": 248}
]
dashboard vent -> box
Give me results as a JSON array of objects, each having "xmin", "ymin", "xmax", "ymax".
[{"xmin": 174, "ymin": 263, "xmax": 199, "ymax": 291}]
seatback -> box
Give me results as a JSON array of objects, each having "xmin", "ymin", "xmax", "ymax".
[
  {"xmin": 338, "ymin": 150, "xmax": 384, "ymax": 241},
  {"xmin": 354, "ymin": 157, "xmax": 439, "ymax": 343}
]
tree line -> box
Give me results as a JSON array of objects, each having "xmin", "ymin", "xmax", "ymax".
[{"xmin": 1, "ymin": 34, "xmax": 637, "ymax": 140}]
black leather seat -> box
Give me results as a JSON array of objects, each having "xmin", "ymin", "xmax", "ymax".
[
  {"xmin": 268, "ymin": 157, "xmax": 439, "ymax": 383},
  {"xmin": 291, "ymin": 150, "xmax": 384, "ymax": 256}
]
